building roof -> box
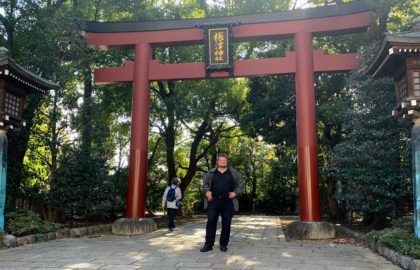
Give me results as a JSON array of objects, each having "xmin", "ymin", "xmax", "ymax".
[
  {"xmin": 0, "ymin": 48, "xmax": 60, "ymax": 94},
  {"xmin": 86, "ymin": 1, "xmax": 373, "ymax": 34},
  {"xmin": 365, "ymin": 18, "xmax": 420, "ymax": 78}
]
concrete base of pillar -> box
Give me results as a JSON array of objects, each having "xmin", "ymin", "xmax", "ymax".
[
  {"xmin": 286, "ymin": 221, "xmax": 336, "ymax": 240},
  {"xmin": 112, "ymin": 218, "xmax": 157, "ymax": 236}
]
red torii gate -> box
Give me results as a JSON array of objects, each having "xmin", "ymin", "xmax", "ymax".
[{"xmin": 86, "ymin": 2, "xmax": 372, "ymax": 223}]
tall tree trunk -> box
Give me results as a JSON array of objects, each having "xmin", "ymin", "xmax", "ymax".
[
  {"xmin": 49, "ymin": 91, "xmax": 60, "ymax": 189},
  {"xmin": 6, "ymin": 27, "xmax": 13, "ymax": 57},
  {"xmin": 178, "ymin": 120, "xmax": 209, "ymax": 193},
  {"xmin": 250, "ymin": 156, "xmax": 257, "ymax": 212},
  {"xmin": 81, "ymin": 70, "xmax": 93, "ymax": 156},
  {"xmin": 368, "ymin": 0, "xmax": 394, "ymax": 42},
  {"xmin": 155, "ymin": 81, "xmax": 177, "ymax": 182},
  {"xmin": 164, "ymin": 82, "xmax": 177, "ymax": 182},
  {"xmin": 210, "ymin": 151, "xmax": 217, "ymax": 168},
  {"xmin": 327, "ymin": 177, "xmax": 339, "ymax": 220}
]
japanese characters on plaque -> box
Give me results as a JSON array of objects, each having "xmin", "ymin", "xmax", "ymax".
[{"xmin": 204, "ymin": 25, "xmax": 233, "ymax": 75}]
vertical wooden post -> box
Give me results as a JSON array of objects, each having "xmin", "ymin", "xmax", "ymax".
[
  {"xmin": 126, "ymin": 43, "xmax": 151, "ymax": 218},
  {"xmin": 0, "ymin": 130, "xmax": 7, "ymax": 231},
  {"xmin": 294, "ymin": 32, "xmax": 321, "ymax": 222},
  {"xmin": 412, "ymin": 119, "xmax": 420, "ymax": 238}
]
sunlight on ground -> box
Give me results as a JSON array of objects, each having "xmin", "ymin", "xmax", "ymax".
[
  {"xmin": 65, "ymin": 263, "xmax": 98, "ymax": 269},
  {"xmin": 280, "ymin": 216, "xmax": 299, "ymax": 226},
  {"xmin": 226, "ymin": 255, "xmax": 258, "ymax": 267},
  {"xmin": 281, "ymin": 252, "xmax": 294, "ymax": 258}
]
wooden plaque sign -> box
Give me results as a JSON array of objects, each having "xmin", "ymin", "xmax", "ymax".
[{"xmin": 204, "ymin": 25, "xmax": 233, "ymax": 74}]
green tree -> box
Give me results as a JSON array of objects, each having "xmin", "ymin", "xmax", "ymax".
[
  {"xmin": 150, "ymin": 77, "xmax": 248, "ymax": 193},
  {"xmin": 328, "ymin": 0, "xmax": 418, "ymax": 226},
  {"xmin": 332, "ymin": 71, "xmax": 412, "ymax": 227},
  {"xmin": 0, "ymin": 0, "xmax": 39, "ymax": 56}
]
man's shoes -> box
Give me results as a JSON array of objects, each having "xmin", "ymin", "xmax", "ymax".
[
  {"xmin": 220, "ymin": 246, "xmax": 228, "ymax": 252},
  {"xmin": 200, "ymin": 245, "xmax": 213, "ymax": 252}
]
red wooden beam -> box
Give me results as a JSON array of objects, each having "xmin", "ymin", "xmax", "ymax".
[
  {"xmin": 149, "ymin": 52, "xmax": 297, "ymax": 80},
  {"xmin": 93, "ymin": 61, "xmax": 134, "ymax": 83},
  {"xmin": 149, "ymin": 61, "xmax": 204, "ymax": 81},
  {"xmin": 313, "ymin": 50, "xmax": 358, "ymax": 72},
  {"xmin": 93, "ymin": 50, "xmax": 357, "ymax": 83},
  {"xmin": 87, "ymin": 29, "xmax": 203, "ymax": 48},
  {"xmin": 233, "ymin": 12, "xmax": 372, "ymax": 41},
  {"xmin": 86, "ymin": 12, "xmax": 372, "ymax": 47}
]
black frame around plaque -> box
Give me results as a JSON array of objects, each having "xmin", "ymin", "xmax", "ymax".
[{"xmin": 203, "ymin": 24, "xmax": 234, "ymax": 76}]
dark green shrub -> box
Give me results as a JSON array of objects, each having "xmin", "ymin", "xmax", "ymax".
[
  {"xmin": 5, "ymin": 208, "xmax": 62, "ymax": 237},
  {"xmin": 365, "ymin": 217, "xmax": 420, "ymax": 259},
  {"xmin": 51, "ymin": 145, "xmax": 114, "ymax": 221}
]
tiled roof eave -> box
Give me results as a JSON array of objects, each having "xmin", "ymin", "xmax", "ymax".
[
  {"xmin": 386, "ymin": 34, "xmax": 420, "ymax": 45},
  {"xmin": 0, "ymin": 57, "xmax": 59, "ymax": 94}
]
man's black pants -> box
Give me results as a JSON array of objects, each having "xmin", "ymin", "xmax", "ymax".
[{"xmin": 205, "ymin": 198, "xmax": 234, "ymax": 247}]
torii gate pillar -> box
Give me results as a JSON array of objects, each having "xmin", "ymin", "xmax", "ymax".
[
  {"xmin": 111, "ymin": 43, "xmax": 158, "ymax": 236},
  {"xmin": 295, "ymin": 32, "xmax": 321, "ymax": 221},
  {"xmin": 287, "ymin": 32, "xmax": 336, "ymax": 238},
  {"xmin": 126, "ymin": 43, "xmax": 151, "ymax": 218}
]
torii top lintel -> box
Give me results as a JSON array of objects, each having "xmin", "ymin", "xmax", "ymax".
[
  {"xmin": 87, "ymin": 1, "xmax": 372, "ymax": 47},
  {"xmin": 86, "ymin": 1, "xmax": 373, "ymax": 82}
]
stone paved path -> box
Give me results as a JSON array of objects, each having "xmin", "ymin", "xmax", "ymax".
[{"xmin": 0, "ymin": 216, "xmax": 401, "ymax": 270}]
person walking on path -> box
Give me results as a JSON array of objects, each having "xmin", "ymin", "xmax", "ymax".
[
  {"xmin": 162, "ymin": 177, "xmax": 182, "ymax": 232},
  {"xmin": 200, "ymin": 154, "xmax": 245, "ymax": 252}
]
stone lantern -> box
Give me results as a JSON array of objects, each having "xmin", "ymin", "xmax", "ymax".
[
  {"xmin": 366, "ymin": 18, "xmax": 420, "ymax": 238},
  {"xmin": 0, "ymin": 48, "xmax": 59, "ymax": 231}
]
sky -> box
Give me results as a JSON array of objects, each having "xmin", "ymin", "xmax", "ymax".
[
  {"xmin": 294, "ymin": 0, "xmax": 312, "ymax": 8},
  {"xmin": 204, "ymin": 0, "xmax": 312, "ymax": 9}
]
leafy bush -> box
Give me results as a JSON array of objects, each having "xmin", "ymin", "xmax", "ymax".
[
  {"xmin": 365, "ymin": 217, "xmax": 420, "ymax": 259},
  {"xmin": 4, "ymin": 207, "xmax": 63, "ymax": 237},
  {"xmin": 51, "ymin": 145, "xmax": 115, "ymax": 221},
  {"xmin": 332, "ymin": 71, "xmax": 412, "ymax": 225}
]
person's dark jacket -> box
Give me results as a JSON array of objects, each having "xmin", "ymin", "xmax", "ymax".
[{"xmin": 203, "ymin": 167, "xmax": 245, "ymax": 211}]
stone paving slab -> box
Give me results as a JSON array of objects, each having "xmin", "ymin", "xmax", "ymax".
[{"xmin": 0, "ymin": 216, "xmax": 401, "ymax": 270}]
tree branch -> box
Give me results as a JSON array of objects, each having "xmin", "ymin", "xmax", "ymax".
[
  {"xmin": 151, "ymin": 86, "xmax": 160, "ymax": 96},
  {"xmin": 179, "ymin": 164, "xmax": 207, "ymax": 173},
  {"xmin": 180, "ymin": 118, "xmax": 195, "ymax": 133},
  {"xmin": 157, "ymin": 81, "xmax": 168, "ymax": 97},
  {"xmin": 148, "ymin": 137, "xmax": 162, "ymax": 170}
]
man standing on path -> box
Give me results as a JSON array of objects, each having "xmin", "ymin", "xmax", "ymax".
[{"xmin": 200, "ymin": 154, "xmax": 245, "ymax": 252}]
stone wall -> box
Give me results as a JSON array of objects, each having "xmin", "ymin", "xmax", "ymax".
[{"xmin": 0, "ymin": 224, "xmax": 112, "ymax": 249}]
